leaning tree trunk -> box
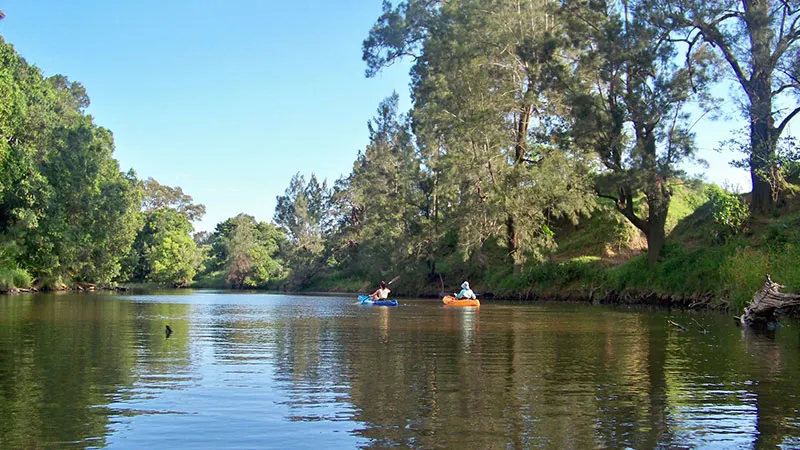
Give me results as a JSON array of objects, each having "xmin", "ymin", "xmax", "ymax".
[{"xmin": 740, "ymin": 275, "xmax": 800, "ymax": 329}]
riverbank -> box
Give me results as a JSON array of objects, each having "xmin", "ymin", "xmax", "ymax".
[
  {"xmin": 4, "ymin": 185, "xmax": 798, "ymax": 315},
  {"xmin": 298, "ymin": 184, "xmax": 800, "ymax": 313}
]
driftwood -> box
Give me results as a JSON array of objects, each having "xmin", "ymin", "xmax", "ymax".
[{"xmin": 740, "ymin": 275, "xmax": 800, "ymax": 329}]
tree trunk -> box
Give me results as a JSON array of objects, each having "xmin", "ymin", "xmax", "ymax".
[
  {"xmin": 645, "ymin": 219, "xmax": 665, "ymax": 267},
  {"xmin": 506, "ymin": 215, "xmax": 519, "ymax": 263},
  {"xmin": 746, "ymin": 0, "xmax": 777, "ymax": 213},
  {"xmin": 515, "ymin": 103, "xmax": 532, "ymax": 164},
  {"xmin": 748, "ymin": 77, "xmax": 777, "ymax": 214},
  {"xmin": 645, "ymin": 176, "xmax": 670, "ymax": 266},
  {"xmin": 740, "ymin": 275, "xmax": 800, "ymax": 329}
]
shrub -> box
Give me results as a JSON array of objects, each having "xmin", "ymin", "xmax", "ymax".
[
  {"xmin": 0, "ymin": 267, "xmax": 33, "ymax": 290},
  {"xmin": 708, "ymin": 187, "xmax": 749, "ymax": 241}
]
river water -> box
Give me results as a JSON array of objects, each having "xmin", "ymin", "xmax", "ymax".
[{"xmin": 0, "ymin": 291, "xmax": 798, "ymax": 449}]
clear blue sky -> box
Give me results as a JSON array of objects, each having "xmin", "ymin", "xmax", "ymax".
[{"xmin": 1, "ymin": 0, "xmax": 754, "ymax": 232}]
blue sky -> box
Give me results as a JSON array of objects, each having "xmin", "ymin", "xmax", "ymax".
[{"xmin": 1, "ymin": 0, "xmax": 755, "ymax": 231}]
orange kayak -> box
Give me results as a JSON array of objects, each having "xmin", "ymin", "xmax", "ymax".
[{"xmin": 442, "ymin": 295, "xmax": 480, "ymax": 307}]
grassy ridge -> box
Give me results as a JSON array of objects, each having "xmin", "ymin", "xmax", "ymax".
[{"xmin": 487, "ymin": 182, "xmax": 800, "ymax": 311}]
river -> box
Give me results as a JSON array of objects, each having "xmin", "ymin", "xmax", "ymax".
[{"xmin": 1, "ymin": 291, "xmax": 798, "ymax": 449}]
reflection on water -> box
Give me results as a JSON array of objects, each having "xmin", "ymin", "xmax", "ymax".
[{"xmin": 1, "ymin": 292, "xmax": 799, "ymax": 449}]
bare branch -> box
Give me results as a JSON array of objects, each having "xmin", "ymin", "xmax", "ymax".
[
  {"xmin": 772, "ymin": 15, "xmax": 800, "ymax": 66},
  {"xmin": 686, "ymin": 15, "xmax": 751, "ymax": 88},
  {"xmin": 772, "ymin": 82, "xmax": 800, "ymax": 96},
  {"xmin": 776, "ymin": 105, "xmax": 800, "ymax": 138}
]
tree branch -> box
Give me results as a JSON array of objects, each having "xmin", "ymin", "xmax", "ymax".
[
  {"xmin": 597, "ymin": 192, "xmax": 621, "ymax": 204},
  {"xmin": 776, "ymin": 105, "xmax": 800, "ymax": 138},
  {"xmin": 691, "ymin": 18, "xmax": 750, "ymax": 89},
  {"xmin": 771, "ymin": 15, "xmax": 800, "ymax": 67},
  {"xmin": 772, "ymin": 82, "xmax": 800, "ymax": 96}
]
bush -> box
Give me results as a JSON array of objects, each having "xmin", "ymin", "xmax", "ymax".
[
  {"xmin": 708, "ymin": 187, "xmax": 749, "ymax": 242},
  {"xmin": 0, "ymin": 267, "xmax": 33, "ymax": 290}
]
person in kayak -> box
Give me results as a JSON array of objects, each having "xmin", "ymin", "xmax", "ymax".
[
  {"xmin": 455, "ymin": 281, "xmax": 476, "ymax": 299},
  {"xmin": 370, "ymin": 281, "xmax": 391, "ymax": 300}
]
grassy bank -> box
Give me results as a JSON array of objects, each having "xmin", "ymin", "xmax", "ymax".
[
  {"xmin": 482, "ymin": 184, "xmax": 800, "ymax": 311},
  {"xmin": 303, "ymin": 181, "xmax": 799, "ymax": 313}
]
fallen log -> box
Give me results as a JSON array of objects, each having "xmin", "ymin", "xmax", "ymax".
[{"xmin": 740, "ymin": 275, "xmax": 800, "ymax": 329}]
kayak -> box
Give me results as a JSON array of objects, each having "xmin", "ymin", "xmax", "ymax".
[
  {"xmin": 358, "ymin": 294, "xmax": 398, "ymax": 307},
  {"xmin": 442, "ymin": 295, "xmax": 480, "ymax": 307}
]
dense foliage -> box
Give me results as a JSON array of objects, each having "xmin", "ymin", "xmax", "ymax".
[
  {"xmin": 1, "ymin": 2, "xmax": 798, "ymax": 306},
  {"xmin": 1, "ymin": 36, "xmax": 141, "ymax": 288}
]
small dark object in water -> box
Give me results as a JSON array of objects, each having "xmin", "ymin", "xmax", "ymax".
[{"xmin": 165, "ymin": 325, "xmax": 173, "ymax": 337}]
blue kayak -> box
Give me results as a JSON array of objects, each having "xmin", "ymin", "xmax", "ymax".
[{"xmin": 357, "ymin": 294, "xmax": 398, "ymax": 306}]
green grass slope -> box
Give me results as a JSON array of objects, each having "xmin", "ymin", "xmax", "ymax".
[{"xmin": 500, "ymin": 180, "xmax": 800, "ymax": 311}]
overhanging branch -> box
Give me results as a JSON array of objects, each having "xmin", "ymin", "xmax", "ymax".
[{"xmin": 776, "ymin": 105, "xmax": 800, "ymax": 137}]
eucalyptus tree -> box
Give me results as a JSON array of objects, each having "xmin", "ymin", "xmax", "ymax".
[
  {"xmin": 365, "ymin": 0, "xmax": 595, "ymax": 265},
  {"xmin": 562, "ymin": 0, "xmax": 717, "ymax": 265},
  {"xmin": 648, "ymin": 0, "xmax": 800, "ymax": 213}
]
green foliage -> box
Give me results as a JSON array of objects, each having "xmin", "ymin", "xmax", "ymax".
[
  {"xmin": 191, "ymin": 270, "xmax": 226, "ymax": 289},
  {"xmin": 708, "ymin": 186, "xmax": 750, "ymax": 241},
  {"xmin": 0, "ymin": 37, "xmax": 141, "ymax": 285},
  {"xmin": 0, "ymin": 267, "xmax": 32, "ymax": 290},
  {"xmin": 141, "ymin": 177, "xmax": 206, "ymax": 222},
  {"xmin": 145, "ymin": 213, "xmax": 202, "ymax": 286},
  {"xmin": 202, "ymin": 214, "xmax": 287, "ymax": 289},
  {"xmin": 124, "ymin": 208, "xmax": 200, "ymax": 286}
]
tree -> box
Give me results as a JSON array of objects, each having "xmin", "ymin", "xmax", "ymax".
[
  {"xmin": 125, "ymin": 208, "xmax": 202, "ymax": 286},
  {"xmin": 0, "ymin": 37, "xmax": 50, "ymax": 245},
  {"xmin": 364, "ymin": 0, "xmax": 596, "ymax": 266},
  {"xmin": 216, "ymin": 214, "xmax": 286, "ymax": 289},
  {"xmin": 274, "ymin": 173, "xmax": 332, "ymax": 285},
  {"xmin": 657, "ymin": 0, "xmax": 800, "ymax": 213},
  {"xmin": 563, "ymin": 0, "xmax": 716, "ymax": 265},
  {"xmin": 28, "ymin": 119, "xmax": 142, "ymax": 283},
  {"xmin": 329, "ymin": 94, "xmax": 427, "ymax": 279},
  {"xmin": 141, "ymin": 177, "xmax": 206, "ymax": 222}
]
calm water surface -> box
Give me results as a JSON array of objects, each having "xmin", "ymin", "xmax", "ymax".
[{"xmin": 1, "ymin": 291, "xmax": 799, "ymax": 449}]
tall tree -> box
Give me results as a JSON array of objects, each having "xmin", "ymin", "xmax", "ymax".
[
  {"xmin": 364, "ymin": 0, "xmax": 595, "ymax": 265},
  {"xmin": 657, "ymin": 0, "xmax": 800, "ymax": 212},
  {"xmin": 563, "ymin": 0, "xmax": 716, "ymax": 265},
  {"xmin": 331, "ymin": 94, "xmax": 426, "ymax": 279},
  {"xmin": 141, "ymin": 177, "xmax": 206, "ymax": 222},
  {"xmin": 274, "ymin": 173, "xmax": 332, "ymax": 285},
  {"xmin": 0, "ymin": 35, "xmax": 142, "ymax": 286}
]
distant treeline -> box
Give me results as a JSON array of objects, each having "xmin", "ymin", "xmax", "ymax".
[{"xmin": 2, "ymin": 0, "xmax": 798, "ymax": 298}]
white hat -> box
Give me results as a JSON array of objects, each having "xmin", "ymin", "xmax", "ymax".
[{"xmin": 461, "ymin": 281, "xmax": 469, "ymax": 289}]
